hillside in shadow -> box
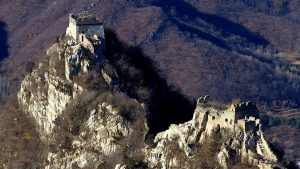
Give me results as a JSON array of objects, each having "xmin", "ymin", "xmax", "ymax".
[
  {"xmin": 105, "ymin": 29, "xmax": 195, "ymax": 134},
  {"xmin": 0, "ymin": 0, "xmax": 299, "ymax": 163},
  {"xmin": 0, "ymin": 21, "xmax": 9, "ymax": 64}
]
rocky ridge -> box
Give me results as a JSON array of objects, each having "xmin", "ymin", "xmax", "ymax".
[
  {"xmin": 46, "ymin": 102, "xmax": 148, "ymax": 169},
  {"xmin": 18, "ymin": 40, "xmax": 83, "ymax": 136},
  {"xmin": 17, "ymin": 16, "xmax": 283, "ymax": 168},
  {"xmin": 18, "ymin": 33, "xmax": 148, "ymax": 168},
  {"xmin": 147, "ymin": 97, "xmax": 281, "ymax": 169}
]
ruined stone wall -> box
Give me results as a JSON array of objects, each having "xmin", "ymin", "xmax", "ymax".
[
  {"xmin": 258, "ymin": 133, "xmax": 278, "ymax": 162},
  {"xmin": 66, "ymin": 15, "xmax": 78, "ymax": 40},
  {"xmin": 197, "ymin": 100, "xmax": 263, "ymax": 139},
  {"xmin": 232, "ymin": 102, "xmax": 259, "ymax": 120},
  {"xmin": 148, "ymin": 97, "xmax": 281, "ymax": 169},
  {"xmin": 66, "ymin": 14, "xmax": 105, "ymax": 45},
  {"xmin": 237, "ymin": 119, "xmax": 257, "ymax": 132},
  {"xmin": 77, "ymin": 25, "xmax": 104, "ymax": 41},
  {"xmin": 206, "ymin": 111, "xmax": 235, "ymax": 133},
  {"xmin": 79, "ymin": 33, "xmax": 95, "ymax": 53}
]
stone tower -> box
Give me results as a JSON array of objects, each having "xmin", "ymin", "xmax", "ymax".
[{"xmin": 66, "ymin": 11, "xmax": 105, "ymax": 53}]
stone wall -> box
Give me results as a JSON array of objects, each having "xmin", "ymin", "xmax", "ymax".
[
  {"xmin": 205, "ymin": 108, "xmax": 235, "ymax": 134},
  {"xmin": 79, "ymin": 33, "xmax": 95, "ymax": 53},
  {"xmin": 66, "ymin": 15, "xmax": 104, "ymax": 43},
  {"xmin": 237, "ymin": 119, "xmax": 257, "ymax": 132},
  {"xmin": 258, "ymin": 133, "xmax": 278, "ymax": 162},
  {"xmin": 232, "ymin": 102, "xmax": 259, "ymax": 120},
  {"xmin": 66, "ymin": 15, "xmax": 78, "ymax": 40}
]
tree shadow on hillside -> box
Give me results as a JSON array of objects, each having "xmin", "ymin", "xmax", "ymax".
[
  {"xmin": 105, "ymin": 29, "xmax": 196, "ymax": 135},
  {"xmin": 153, "ymin": 0, "xmax": 269, "ymax": 47},
  {"xmin": 0, "ymin": 21, "xmax": 9, "ymax": 63}
]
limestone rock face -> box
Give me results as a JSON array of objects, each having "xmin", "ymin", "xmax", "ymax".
[
  {"xmin": 147, "ymin": 106, "xmax": 207, "ymax": 168},
  {"xmin": 146, "ymin": 98, "xmax": 281, "ymax": 169},
  {"xmin": 17, "ymin": 35, "xmax": 116, "ymax": 137},
  {"xmin": 17, "ymin": 33, "xmax": 144, "ymax": 168},
  {"xmin": 17, "ymin": 24, "xmax": 282, "ymax": 168},
  {"xmin": 18, "ymin": 41, "xmax": 84, "ymax": 136},
  {"xmin": 64, "ymin": 42, "xmax": 104, "ymax": 81},
  {"xmin": 115, "ymin": 164, "xmax": 128, "ymax": 169},
  {"xmin": 46, "ymin": 103, "xmax": 148, "ymax": 169}
]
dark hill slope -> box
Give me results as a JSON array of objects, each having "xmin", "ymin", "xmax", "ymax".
[
  {"xmin": 0, "ymin": 0, "xmax": 299, "ymax": 105},
  {"xmin": 0, "ymin": 0, "xmax": 300, "ymax": 162}
]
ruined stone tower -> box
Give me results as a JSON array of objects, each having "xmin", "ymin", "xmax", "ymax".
[{"xmin": 66, "ymin": 11, "xmax": 105, "ymax": 54}]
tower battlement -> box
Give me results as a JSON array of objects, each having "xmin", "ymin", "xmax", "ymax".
[
  {"xmin": 69, "ymin": 12, "xmax": 102, "ymax": 26},
  {"xmin": 230, "ymin": 101, "xmax": 259, "ymax": 120},
  {"xmin": 232, "ymin": 101, "xmax": 256, "ymax": 111}
]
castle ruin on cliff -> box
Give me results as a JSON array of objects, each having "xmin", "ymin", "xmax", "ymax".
[
  {"xmin": 64, "ymin": 12, "xmax": 119, "ymax": 85},
  {"xmin": 196, "ymin": 96, "xmax": 279, "ymax": 169}
]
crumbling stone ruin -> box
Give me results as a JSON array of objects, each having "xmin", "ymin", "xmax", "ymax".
[
  {"xmin": 66, "ymin": 11, "xmax": 105, "ymax": 54},
  {"xmin": 198, "ymin": 96, "xmax": 279, "ymax": 168},
  {"xmin": 64, "ymin": 12, "xmax": 118, "ymax": 84},
  {"xmin": 198, "ymin": 96, "xmax": 259, "ymax": 135},
  {"xmin": 18, "ymin": 12, "xmax": 119, "ymax": 136},
  {"xmin": 148, "ymin": 96, "xmax": 282, "ymax": 169},
  {"xmin": 17, "ymin": 12, "xmax": 285, "ymax": 169}
]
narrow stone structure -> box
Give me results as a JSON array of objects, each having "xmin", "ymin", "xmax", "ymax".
[{"xmin": 66, "ymin": 11, "xmax": 105, "ymax": 54}]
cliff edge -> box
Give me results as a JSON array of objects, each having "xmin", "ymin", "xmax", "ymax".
[{"xmin": 17, "ymin": 12, "xmax": 284, "ymax": 169}]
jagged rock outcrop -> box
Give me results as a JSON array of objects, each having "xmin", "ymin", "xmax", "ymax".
[
  {"xmin": 18, "ymin": 42, "xmax": 283, "ymax": 168},
  {"xmin": 46, "ymin": 102, "xmax": 148, "ymax": 169},
  {"xmin": 18, "ymin": 33, "xmax": 117, "ymax": 137},
  {"xmin": 17, "ymin": 13, "xmax": 284, "ymax": 169},
  {"xmin": 17, "ymin": 14, "xmax": 147, "ymax": 168},
  {"xmin": 146, "ymin": 96, "xmax": 282, "ymax": 169},
  {"xmin": 18, "ymin": 41, "xmax": 84, "ymax": 136},
  {"xmin": 146, "ymin": 104, "xmax": 208, "ymax": 168}
]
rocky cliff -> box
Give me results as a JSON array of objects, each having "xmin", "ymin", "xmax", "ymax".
[
  {"xmin": 146, "ymin": 97, "xmax": 281, "ymax": 169},
  {"xmin": 18, "ymin": 34, "xmax": 149, "ymax": 168},
  {"xmin": 18, "ymin": 40, "xmax": 83, "ymax": 136},
  {"xmin": 46, "ymin": 101, "xmax": 148, "ymax": 169},
  {"xmin": 17, "ymin": 22, "xmax": 283, "ymax": 168}
]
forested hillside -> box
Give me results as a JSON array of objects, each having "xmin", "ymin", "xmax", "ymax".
[{"xmin": 0, "ymin": 0, "xmax": 300, "ymax": 164}]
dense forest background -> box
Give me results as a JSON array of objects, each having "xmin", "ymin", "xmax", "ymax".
[{"xmin": 0, "ymin": 0, "xmax": 300, "ymax": 166}]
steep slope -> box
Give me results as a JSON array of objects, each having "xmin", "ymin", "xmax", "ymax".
[
  {"xmin": 15, "ymin": 15, "xmax": 285, "ymax": 169},
  {"xmin": 0, "ymin": 106, "xmax": 45, "ymax": 168},
  {"xmin": 1, "ymin": 0, "xmax": 300, "ymax": 163},
  {"xmin": 47, "ymin": 97, "xmax": 148, "ymax": 169},
  {"xmin": 18, "ymin": 41, "xmax": 83, "ymax": 135},
  {"xmin": 1, "ymin": 0, "xmax": 300, "ymax": 110},
  {"xmin": 17, "ymin": 31, "xmax": 149, "ymax": 168},
  {"xmin": 0, "ymin": 0, "xmax": 299, "ymax": 103}
]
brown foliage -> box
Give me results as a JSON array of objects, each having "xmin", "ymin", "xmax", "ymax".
[
  {"xmin": 264, "ymin": 125, "xmax": 300, "ymax": 162},
  {"xmin": 0, "ymin": 0, "xmax": 300, "ymax": 164},
  {"xmin": 0, "ymin": 105, "xmax": 45, "ymax": 168}
]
